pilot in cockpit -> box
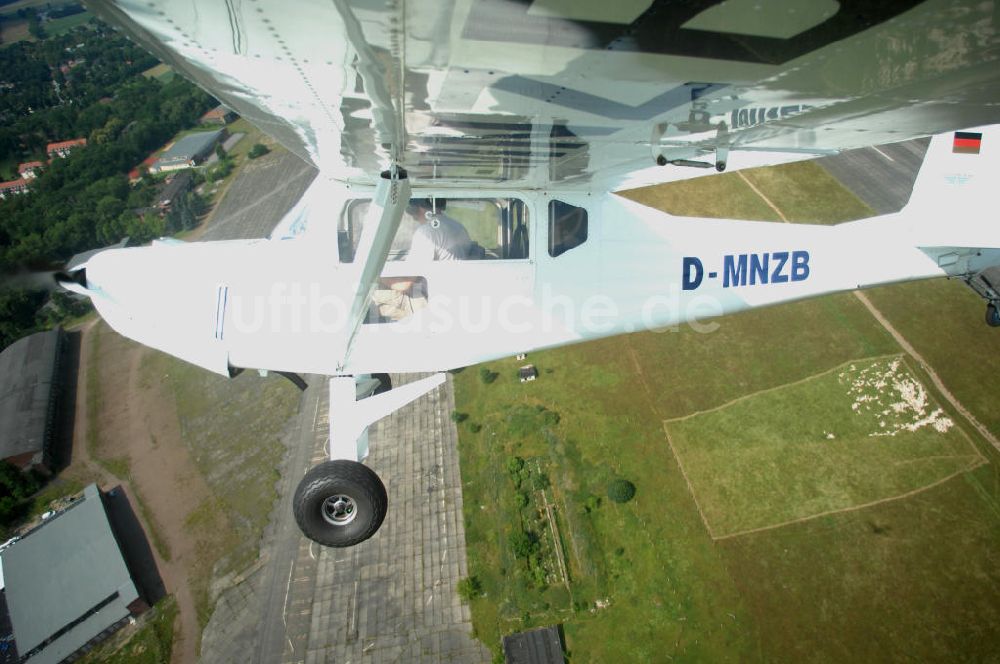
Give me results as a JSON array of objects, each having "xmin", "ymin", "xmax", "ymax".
[{"xmin": 405, "ymin": 198, "xmax": 472, "ymax": 262}]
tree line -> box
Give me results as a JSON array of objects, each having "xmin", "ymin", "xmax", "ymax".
[{"xmin": 0, "ymin": 20, "xmax": 158, "ymax": 164}]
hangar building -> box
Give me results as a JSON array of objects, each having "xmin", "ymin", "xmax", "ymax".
[
  {"xmin": 150, "ymin": 129, "xmax": 224, "ymax": 173},
  {"xmin": 1, "ymin": 484, "xmax": 147, "ymax": 663},
  {"xmin": 0, "ymin": 330, "xmax": 65, "ymax": 474}
]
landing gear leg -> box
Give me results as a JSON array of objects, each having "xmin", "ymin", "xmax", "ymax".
[{"xmin": 987, "ymin": 302, "xmax": 1000, "ymax": 327}]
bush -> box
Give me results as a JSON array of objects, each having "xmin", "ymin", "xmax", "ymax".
[
  {"xmin": 583, "ymin": 494, "xmax": 601, "ymax": 514},
  {"xmin": 457, "ymin": 576, "xmax": 482, "ymax": 602},
  {"xmin": 505, "ymin": 456, "xmax": 525, "ymax": 475},
  {"xmin": 479, "ymin": 367, "xmax": 498, "ymax": 384},
  {"xmin": 469, "ymin": 422, "xmax": 482, "ymax": 433},
  {"xmin": 531, "ymin": 563, "xmax": 546, "ymax": 588},
  {"xmin": 0, "ymin": 461, "xmax": 40, "ymax": 525},
  {"xmin": 248, "ymin": 143, "xmax": 270, "ymax": 159},
  {"xmin": 450, "ymin": 411, "xmax": 468, "ymax": 423},
  {"xmin": 514, "ymin": 491, "xmax": 528, "ymax": 509},
  {"xmin": 531, "ymin": 472, "xmax": 550, "ymax": 491},
  {"xmin": 505, "ymin": 404, "xmax": 561, "ymax": 437},
  {"xmin": 508, "ymin": 530, "xmax": 539, "ymax": 559},
  {"xmin": 607, "ymin": 479, "xmax": 637, "ymax": 503}
]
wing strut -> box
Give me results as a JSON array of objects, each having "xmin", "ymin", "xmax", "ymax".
[{"xmin": 334, "ymin": 167, "xmax": 410, "ymax": 370}]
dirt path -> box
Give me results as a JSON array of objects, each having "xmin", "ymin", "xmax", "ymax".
[{"xmin": 72, "ymin": 320, "xmax": 217, "ymax": 664}]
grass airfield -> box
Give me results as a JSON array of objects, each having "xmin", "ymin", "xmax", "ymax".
[{"xmin": 455, "ymin": 161, "xmax": 1000, "ymax": 661}]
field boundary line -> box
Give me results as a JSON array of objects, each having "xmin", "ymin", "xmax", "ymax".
[
  {"xmin": 623, "ymin": 336, "xmax": 664, "ymax": 419},
  {"xmin": 712, "ymin": 457, "xmax": 986, "ymax": 541},
  {"xmin": 664, "ymin": 354, "xmax": 901, "ymax": 424},
  {"xmin": 661, "ymin": 423, "xmax": 716, "ymax": 539},
  {"xmin": 855, "ymin": 291, "xmax": 1000, "ymax": 457},
  {"xmin": 891, "ymin": 454, "xmax": 983, "ymax": 466}
]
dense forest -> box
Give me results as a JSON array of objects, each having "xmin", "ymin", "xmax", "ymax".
[
  {"xmin": 0, "ymin": 17, "xmax": 216, "ymax": 347},
  {"xmin": 0, "ymin": 17, "xmax": 160, "ymax": 164}
]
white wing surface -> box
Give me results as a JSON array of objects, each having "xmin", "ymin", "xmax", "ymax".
[{"xmin": 88, "ymin": 0, "xmax": 1000, "ymax": 190}]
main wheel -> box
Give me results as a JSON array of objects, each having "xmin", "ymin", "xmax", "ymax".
[
  {"xmin": 293, "ymin": 460, "xmax": 387, "ymax": 547},
  {"xmin": 987, "ymin": 303, "xmax": 1000, "ymax": 328}
]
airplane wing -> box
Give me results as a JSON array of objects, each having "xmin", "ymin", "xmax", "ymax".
[{"xmin": 88, "ymin": 0, "xmax": 1000, "ymax": 191}]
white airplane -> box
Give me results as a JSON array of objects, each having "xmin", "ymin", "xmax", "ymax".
[{"xmin": 59, "ymin": 0, "xmax": 1000, "ymax": 547}]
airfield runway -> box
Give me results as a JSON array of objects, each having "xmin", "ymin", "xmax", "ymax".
[
  {"xmin": 194, "ymin": 149, "xmax": 489, "ymax": 663},
  {"xmin": 815, "ymin": 137, "xmax": 929, "ymax": 214},
  {"xmin": 201, "ymin": 150, "xmax": 317, "ymax": 241}
]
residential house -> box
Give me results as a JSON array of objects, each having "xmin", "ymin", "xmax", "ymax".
[{"xmin": 46, "ymin": 138, "xmax": 87, "ymax": 159}]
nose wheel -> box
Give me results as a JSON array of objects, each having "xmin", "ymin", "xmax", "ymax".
[{"xmin": 293, "ymin": 460, "xmax": 387, "ymax": 547}]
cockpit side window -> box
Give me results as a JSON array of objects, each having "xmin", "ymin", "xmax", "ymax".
[
  {"xmin": 340, "ymin": 197, "xmax": 530, "ymax": 263},
  {"xmin": 548, "ymin": 200, "xmax": 588, "ymax": 257}
]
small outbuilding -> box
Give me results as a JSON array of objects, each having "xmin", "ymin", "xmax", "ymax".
[
  {"xmin": 502, "ymin": 625, "xmax": 565, "ymax": 664},
  {"xmin": 200, "ymin": 104, "xmax": 237, "ymax": 125},
  {"xmin": 518, "ymin": 365, "xmax": 538, "ymax": 383},
  {"xmin": 155, "ymin": 171, "xmax": 193, "ymax": 212}
]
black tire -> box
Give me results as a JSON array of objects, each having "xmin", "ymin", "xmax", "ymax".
[
  {"xmin": 293, "ymin": 460, "xmax": 387, "ymax": 547},
  {"xmin": 988, "ymin": 303, "xmax": 1000, "ymax": 328},
  {"xmin": 372, "ymin": 372, "xmax": 392, "ymax": 395}
]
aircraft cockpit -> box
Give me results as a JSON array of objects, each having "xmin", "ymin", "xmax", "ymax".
[
  {"xmin": 339, "ymin": 196, "xmax": 532, "ymax": 323},
  {"xmin": 339, "ymin": 197, "xmax": 530, "ymax": 263}
]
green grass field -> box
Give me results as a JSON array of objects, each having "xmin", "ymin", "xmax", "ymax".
[
  {"xmin": 0, "ymin": 17, "xmax": 31, "ymax": 47},
  {"xmin": 45, "ymin": 10, "xmax": 92, "ymax": 36},
  {"xmin": 621, "ymin": 160, "xmax": 874, "ymax": 224},
  {"xmin": 457, "ymin": 354, "xmax": 755, "ymax": 662},
  {"xmin": 666, "ymin": 356, "xmax": 983, "ymax": 537},
  {"xmin": 0, "ymin": 6, "xmax": 92, "ymax": 44},
  {"xmin": 457, "ymin": 157, "xmax": 1000, "ymax": 661},
  {"xmin": 141, "ymin": 62, "xmax": 175, "ymax": 82}
]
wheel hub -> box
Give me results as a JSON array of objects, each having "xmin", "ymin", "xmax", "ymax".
[{"xmin": 321, "ymin": 494, "xmax": 358, "ymax": 526}]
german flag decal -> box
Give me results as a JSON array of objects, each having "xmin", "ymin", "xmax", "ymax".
[{"xmin": 953, "ymin": 131, "xmax": 982, "ymax": 154}]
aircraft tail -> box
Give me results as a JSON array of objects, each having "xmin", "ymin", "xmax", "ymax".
[
  {"xmin": 898, "ymin": 125, "xmax": 1000, "ymax": 313},
  {"xmin": 902, "ymin": 125, "xmax": 1000, "ymax": 247}
]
